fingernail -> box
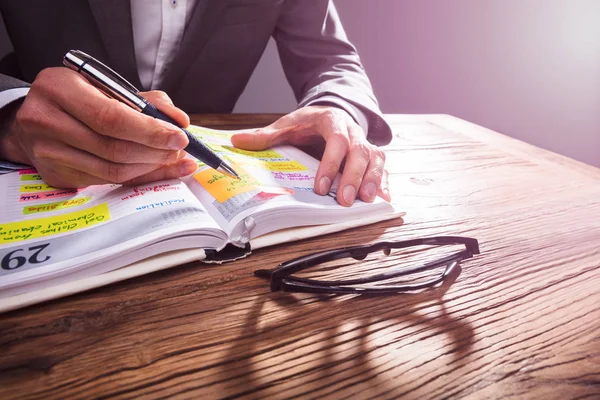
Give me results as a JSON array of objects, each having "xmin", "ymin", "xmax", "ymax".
[
  {"xmin": 319, "ymin": 176, "xmax": 331, "ymax": 195},
  {"xmin": 168, "ymin": 133, "xmax": 187, "ymax": 150},
  {"xmin": 342, "ymin": 185, "xmax": 356, "ymax": 205},
  {"xmin": 363, "ymin": 182, "xmax": 377, "ymax": 200}
]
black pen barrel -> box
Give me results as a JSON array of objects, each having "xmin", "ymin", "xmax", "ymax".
[{"xmin": 141, "ymin": 103, "xmax": 221, "ymax": 170}]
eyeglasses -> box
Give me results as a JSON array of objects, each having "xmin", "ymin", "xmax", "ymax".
[{"xmin": 254, "ymin": 236, "xmax": 480, "ymax": 294}]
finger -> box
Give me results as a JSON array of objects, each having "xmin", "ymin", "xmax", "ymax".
[
  {"xmin": 357, "ymin": 148, "xmax": 386, "ymax": 203},
  {"xmin": 43, "ymin": 68, "xmax": 188, "ymax": 150},
  {"xmin": 121, "ymin": 158, "xmax": 198, "ymax": 186},
  {"xmin": 377, "ymin": 169, "xmax": 392, "ymax": 202},
  {"xmin": 36, "ymin": 153, "xmax": 196, "ymax": 189},
  {"xmin": 140, "ymin": 90, "xmax": 190, "ymax": 128},
  {"xmin": 313, "ymin": 117, "xmax": 350, "ymax": 197},
  {"xmin": 230, "ymin": 124, "xmax": 303, "ymax": 150},
  {"xmin": 37, "ymin": 109, "xmax": 182, "ymax": 165},
  {"xmin": 35, "ymin": 164, "xmax": 112, "ymax": 189},
  {"xmin": 336, "ymin": 126, "xmax": 371, "ymax": 206},
  {"xmin": 32, "ymin": 139, "xmax": 165, "ymax": 183}
]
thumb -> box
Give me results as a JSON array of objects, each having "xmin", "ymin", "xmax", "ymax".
[
  {"xmin": 140, "ymin": 90, "xmax": 190, "ymax": 128},
  {"xmin": 231, "ymin": 125, "xmax": 300, "ymax": 150}
]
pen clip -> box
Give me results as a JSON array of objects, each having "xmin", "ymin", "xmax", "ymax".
[
  {"xmin": 64, "ymin": 49, "xmax": 148, "ymax": 111},
  {"xmin": 66, "ymin": 50, "xmax": 140, "ymax": 95}
]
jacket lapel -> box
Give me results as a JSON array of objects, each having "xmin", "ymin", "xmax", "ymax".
[
  {"xmin": 88, "ymin": 0, "xmax": 143, "ymax": 89},
  {"xmin": 160, "ymin": 0, "xmax": 232, "ymax": 93}
]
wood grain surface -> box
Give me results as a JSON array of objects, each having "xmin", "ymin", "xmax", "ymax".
[{"xmin": 1, "ymin": 114, "xmax": 598, "ymax": 399}]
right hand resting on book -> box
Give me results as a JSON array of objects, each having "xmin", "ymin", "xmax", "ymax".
[{"xmin": 0, "ymin": 67, "xmax": 198, "ymax": 188}]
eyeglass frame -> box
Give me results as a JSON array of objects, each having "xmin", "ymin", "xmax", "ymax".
[{"xmin": 254, "ymin": 236, "xmax": 480, "ymax": 294}]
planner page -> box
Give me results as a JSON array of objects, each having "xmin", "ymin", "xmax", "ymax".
[{"xmin": 0, "ymin": 170, "xmax": 224, "ymax": 283}]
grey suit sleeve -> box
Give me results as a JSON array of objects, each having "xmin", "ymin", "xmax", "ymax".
[
  {"xmin": 0, "ymin": 73, "xmax": 30, "ymax": 92},
  {"xmin": 0, "ymin": 73, "xmax": 31, "ymax": 173},
  {"xmin": 273, "ymin": 0, "xmax": 392, "ymax": 146}
]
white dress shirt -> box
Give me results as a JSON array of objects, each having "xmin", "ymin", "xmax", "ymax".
[{"xmin": 131, "ymin": 0, "xmax": 196, "ymax": 90}]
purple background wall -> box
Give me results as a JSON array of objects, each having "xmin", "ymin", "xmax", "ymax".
[{"xmin": 235, "ymin": 0, "xmax": 600, "ymax": 167}]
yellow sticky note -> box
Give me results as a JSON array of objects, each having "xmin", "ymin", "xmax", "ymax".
[
  {"xmin": 23, "ymin": 197, "xmax": 92, "ymax": 215},
  {"xmin": 20, "ymin": 183, "xmax": 57, "ymax": 193},
  {"xmin": 222, "ymin": 146, "xmax": 283, "ymax": 159},
  {"xmin": 225, "ymin": 153, "xmax": 269, "ymax": 168},
  {"xmin": 0, "ymin": 203, "xmax": 110, "ymax": 244},
  {"xmin": 207, "ymin": 143, "xmax": 225, "ymax": 153},
  {"xmin": 193, "ymin": 166, "xmax": 261, "ymax": 203},
  {"xmin": 187, "ymin": 125, "xmax": 233, "ymax": 140},
  {"xmin": 262, "ymin": 161, "xmax": 308, "ymax": 172},
  {"xmin": 20, "ymin": 174, "xmax": 43, "ymax": 181}
]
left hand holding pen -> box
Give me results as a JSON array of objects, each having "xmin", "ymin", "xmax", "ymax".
[{"xmin": 231, "ymin": 106, "xmax": 391, "ymax": 206}]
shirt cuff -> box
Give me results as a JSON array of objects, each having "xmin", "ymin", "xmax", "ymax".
[
  {"xmin": 303, "ymin": 95, "xmax": 370, "ymax": 137},
  {"xmin": 0, "ymin": 87, "xmax": 31, "ymax": 173},
  {"xmin": 0, "ymin": 87, "xmax": 29, "ymax": 109},
  {"xmin": 0, "ymin": 161, "xmax": 30, "ymax": 174}
]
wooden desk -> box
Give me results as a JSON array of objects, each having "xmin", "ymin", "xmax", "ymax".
[{"xmin": 1, "ymin": 114, "xmax": 599, "ymax": 399}]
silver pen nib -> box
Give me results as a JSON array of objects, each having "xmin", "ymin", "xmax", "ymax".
[{"xmin": 217, "ymin": 161, "xmax": 241, "ymax": 179}]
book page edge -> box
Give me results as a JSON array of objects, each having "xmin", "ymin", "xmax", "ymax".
[
  {"xmin": 0, "ymin": 248, "xmax": 207, "ymax": 314},
  {"xmin": 250, "ymin": 207, "xmax": 405, "ymax": 250}
]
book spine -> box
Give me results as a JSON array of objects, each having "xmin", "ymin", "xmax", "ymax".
[{"xmin": 203, "ymin": 216, "xmax": 255, "ymax": 264}]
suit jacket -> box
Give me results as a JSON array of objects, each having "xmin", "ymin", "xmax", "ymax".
[{"xmin": 0, "ymin": 0, "xmax": 391, "ymax": 145}]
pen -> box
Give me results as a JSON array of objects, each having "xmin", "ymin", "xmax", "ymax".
[{"xmin": 62, "ymin": 49, "xmax": 240, "ymax": 179}]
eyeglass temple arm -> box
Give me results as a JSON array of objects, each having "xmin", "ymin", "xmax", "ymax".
[
  {"xmin": 282, "ymin": 249, "xmax": 469, "ymax": 287},
  {"xmin": 254, "ymin": 269, "xmax": 272, "ymax": 279},
  {"xmin": 253, "ymin": 249, "xmax": 351, "ymax": 279},
  {"xmin": 381, "ymin": 236, "xmax": 480, "ymax": 254},
  {"xmin": 279, "ymin": 260, "xmax": 463, "ymax": 294}
]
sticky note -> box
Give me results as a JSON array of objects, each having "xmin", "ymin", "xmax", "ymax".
[
  {"xmin": 256, "ymin": 186, "xmax": 295, "ymax": 197},
  {"xmin": 193, "ymin": 166, "xmax": 261, "ymax": 203},
  {"xmin": 18, "ymin": 169, "xmax": 38, "ymax": 175},
  {"xmin": 261, "ymin": 161, "xmax": 308, "ymax": 172},
  {"xmin": 20, "ymin": 184, "xmax": 57, "ymax": 193},
  {"xmin": 222, "ymin": 146, "xmax": 283, "ymax": 159},
  {"xmin": 0, "ymin": 203, "xmax": 110, "ymax": 244},
  {"xmin": 23, "ymin": 197, "xmax": 92, "ymax": 215},
  {"xmin": 225, "ymin": 154, "xmax": 269, "ymax": 168},
  {"xmin": 19, "ymin": 189, "xmax": 79, "ymax": 202},
  {"xmin": 207, "ymin": 143, "xmax": 226, "ymax": 153},
  {"xmin": 187, "ymin": 126, "xmax": 233, "ymax": 140},
  {"xmin": 20, "ymin": 174, "xmax": 43, "ymax": 181}
]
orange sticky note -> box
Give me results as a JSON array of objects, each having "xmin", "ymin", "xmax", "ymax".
[{"xmin": 193, "ymin": 166, "xmax": 261, "ymax": 203}]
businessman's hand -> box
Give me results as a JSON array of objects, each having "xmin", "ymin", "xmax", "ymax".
[
  {"xmin": 0, "ymin": 67, "xmax": 197, "ymax": 188},
  {"xmin": 231, "ymin": 106, "xmax": 390, "ymax": 207}
]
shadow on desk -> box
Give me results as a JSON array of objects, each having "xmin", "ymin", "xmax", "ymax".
[{"xmin": 220, "ymin": 274, "xmax": 475, "ymax": 398}]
